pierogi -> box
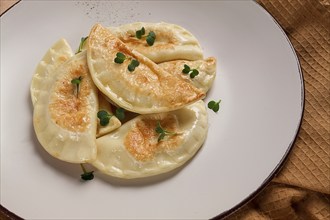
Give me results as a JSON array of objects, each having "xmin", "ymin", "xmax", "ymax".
[
  {"xmin": 87, "ymin": 24, "xmax": 205, "ymax": 114},
  {"xmin": 92, "ymin": 100, "xmax": 208, "ymax": 179},
  {"xmin": 33, "ymin": 51, "xmax": 98, "ymax": 163},
  {"xmin": 31, "ymin": 21, "xmax": 217, "ymax": 179}
]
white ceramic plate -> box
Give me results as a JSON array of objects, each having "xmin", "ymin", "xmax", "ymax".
[{"xmin": 0, "ymin": 1, "xmax": 303, "ymax": 219}]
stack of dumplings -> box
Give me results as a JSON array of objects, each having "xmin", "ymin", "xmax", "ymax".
[{"xmin": 31, "ymin": 22, "xmax": 216, "ymax": 179}]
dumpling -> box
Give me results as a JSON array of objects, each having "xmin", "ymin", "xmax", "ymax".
[
  {"xmin": 97, "ymin": 92, "xmax": 121, "ymax": 138},
  {"xmin": 158, "ymin": 57, "xmax": 217, "ymax": 93},
  {"xmin": 92, "ymin": 100, "xmax": 208, "ymax": 179},
  {"xmin": 87, "ymin": 24, "xmax": 205, "ymax": 114},
  {"xmin": 30, "ymin": 38, "xmax": 73, "ymax": 106},
  {"xmin": 107, "ymin": 22, "xmax": 203, "ymax": 63},
  {"xmin": 33, "ymin": 51, "xmax": 98, "ymax": 163}
]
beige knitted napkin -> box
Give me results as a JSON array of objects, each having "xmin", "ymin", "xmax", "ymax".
[{"xmin": 225, "ymin": 0, "xmax": 330, "ymax": 219}]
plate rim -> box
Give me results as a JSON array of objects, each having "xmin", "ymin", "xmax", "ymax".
[
  {"xmin": 0, "ymin": 1, "xmax": 305, "ymax": 219},
  {"xmin": 212, "ymin": 1, "xmax": 305, "ymax": 219}
]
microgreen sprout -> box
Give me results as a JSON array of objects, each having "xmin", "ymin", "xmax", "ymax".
[
  {"xmin": 114, "ymin": 52, "xmax": 126, "ymax": 64},
  {"xmin": 146, "ymin": 31, "xmax": 156, "ymax": 46},
  {"xmin": 115, "ymin": 107, "xmax": 125, "ymax": 121},
  {"xmin": 71, "ymin": 76, "xmax": 83, "ymax": 98},
  {"xmin": 135, "ymin": 27, "xmax": 156, "ymax": 46},
  {"xmin": 182, "ymin": 64, "xmax": 199, "ymax": 78},
  {"xmin": 80, "ymin": 163, "xmax": 94, "ymax": 181},
  {"xmin": 155, "ymin": 121, "xmax": 177, "ymax": 142},
  {"xmin": 207, "ymin": 100, "xmax": 221, "ymax": 113},
  {"xmin": 114, "ymin": 52, "xmax": 140, "ymax": 72},
  {"xmin": 97, "ymin": 110, "xmax": 112, "ymax": 126},
  {"xmin": 136, "ymin": 27, "xmax": 145, "ymax": 39},
  {"xmin": 128, "ymin": 59, "xmax": 140, "ymax": 72},
  {"xmin": 76, "ymin": 36, "xmax": 88, "ymax": 54}
]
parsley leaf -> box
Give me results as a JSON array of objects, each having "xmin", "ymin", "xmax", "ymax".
[
  {"xmin": 97, "ymin": 110, "xmax": 112, "ymax": 126},
  {"xmin": 182, "ymin": 64, "xmax": 199, "ymax": 78},
  {"xmin": 155, "ymin": 121, "xmax": 177, "ymax": 142},
  {"xmin": 128, "ymin": 59, "xmax": 140, "ymax": 72},
  {"xmin": 146, "ymin": 31, "xmax": 156, "ymax": 46},
  {"xmin": 190, "ymin": 69, "xmax": 199, "ymax": 78},
  {"xmin": 114, "ymin": 52, "xmax": 126, "ymax": 64},
  {"xmin": 182, "ymin": 64, "xmax": 191, "ymax": 74},
  {"xmin": 115, "ymin": 108, "xmax": 125, "ymax": 121},
  {"xmin": 207, "ymin": 100, "xmax": 221, "ymax": 113},
  {"xmin": 136, "ymin": 27, "xmax": 145, "ymax": 39}
]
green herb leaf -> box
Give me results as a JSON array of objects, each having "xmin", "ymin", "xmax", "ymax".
[
  {"xmin": 182, "ymin": 64, "xmax": 199, "ymax": 78},
  {"xmin": 128, "ymin": 59, "xmax": 140, "ymax": 72},
  {"xmin": 76, "ymin": 36, "xmax": 88, "ymax": 54},
  {"xmin": 207, "ymin": 100, "xmax": 221, "ymax": 113},
  {"xmin": 97, "ymin": 110, "xmax": 109, "ymax": 119},
  {"xmin": 146, "ymin": 31, "xmax": 156, "ymax": 46},
  {"xmin": 80, "ymin": 164, "xmax": 94, "ymax": 181},
  {"xmin": 100, "ymin": 117, "xmax": 110, "ymax": 126},
  {"xmin": 114, "ymin": 52, "xmax": 126, "ymax": 64},
  {"xmin": 136, "ymin": 27, "xmax": 145, "ymax": 39},
  {"xmin": 71, "ymin": 76, "xmax": 82, "ymax": 85},
  {"xmin": 115, "ymin": 108, "xmax": 125, "ymax": 121},
  {"xmin": 190, "ymin": 69, "xmax": 199, "ymax": 78},
  {"xmin": 155, "ymin": 121, "xmax": 177, "ymax": 142},
  {"xmin": 182, "ymin": 64, "xmax": 191, "ymax": 74},
  {"xmin": 97, "ymin": 110, "xmax": 112, "ymax": 126},
  {"xmin": 155, "ymin": 121, "xmax": 164, "ymax": 134}
]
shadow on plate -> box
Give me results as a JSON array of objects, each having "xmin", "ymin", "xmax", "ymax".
[{"xmin": 93, "ymin": 158, "xmax": 192, "ymax": 187}]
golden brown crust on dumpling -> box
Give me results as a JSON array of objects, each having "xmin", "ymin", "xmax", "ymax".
[
  {"xmin": 87, "ymin": 24, "xmax": 205, "ymax": 114},
  {"xmin": 108, "ymin": 22, "xmax": 204, "ymax": 63}
]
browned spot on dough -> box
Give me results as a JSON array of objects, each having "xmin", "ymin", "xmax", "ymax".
[
  {"xmin": 48, "ymin": 61, "xmax": 93, "ymax": 132},
  {"xmin": 118, "ymin": 28, "xmax": 178, "ymax": 51},
  {"xmin": 124, "ymin": 115, "xmax": 182, "ymax": 161}
]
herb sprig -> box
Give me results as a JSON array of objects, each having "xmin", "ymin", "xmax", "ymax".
[
  {"xmin": 97, "ymin": 108, "xmax": 126, "ymax": 126},
  {"xmin": 114, "ymin": 52, "xmax": 140, "ymax": 72},
  {"xmin": 97, "ymin": 110, "xmax": 112, "ymax": 126},
  {"xmin": 155, "ymin": 121, "xmax": 177, "ymax": 142},
  {"xmin": 115, "ymin": 108, "xmax": 125, "ymax": 121},
  {"xmin": 114, "ymin": 52, "xmax": 126, "ymax": 64},
  {"xmin": 208, "ymin": 100, "xmax": 221, "ymax": 113},
  {"xmin": 182, "ymin": 64, "xmax": 199, "ymax": 78},
  {"xmin": 71, "ymin": 76, "xmax": 83, "ymax": 98},
  {"xmin": 76, "ymin": 36, "xmax": 88, "ymax": 54},
  {"xmin": 146, "ymin": 31, "xmax": 156, "ymax": 46},
  {"xmin": 80, "ymin": 163, "xmax": 94, "ymax": 181},
  {"xmin": 136, "ymin": 27, "xmax": 145, "ymax": 39},
  {"xmin": 135, "ymin": 27, "xmax": 156, "ymax": 46}
]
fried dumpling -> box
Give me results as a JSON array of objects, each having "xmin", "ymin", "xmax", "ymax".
[
  {"xmin": 108, "ymin": 22, "xmax": 203, "ymax": 63},
  {"xmin": 87, "ymin": 24, "xmax": 205, "ymax": 114},
  {"xmin": 158, "ymin": 57, "xmax": 216, "ymax": 93},
  {"xmin": 33, "ymin": 51, "xmax": 98, "ymax": 163},
  {"xmin": 30, "ymin": 39, "xmax": 73, "ymax": 106},
  {"xmin": 97, "ymin": 92, "xmax": 121, "ymax": 138},
  {"xmin": 92, "ymin": 100, "xmax": 208, "ymax": 179}
]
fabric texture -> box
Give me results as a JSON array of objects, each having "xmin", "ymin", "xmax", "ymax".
[{"xmin": 224, "ymin": 0, "xmax": 330, "ymax": 219}]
